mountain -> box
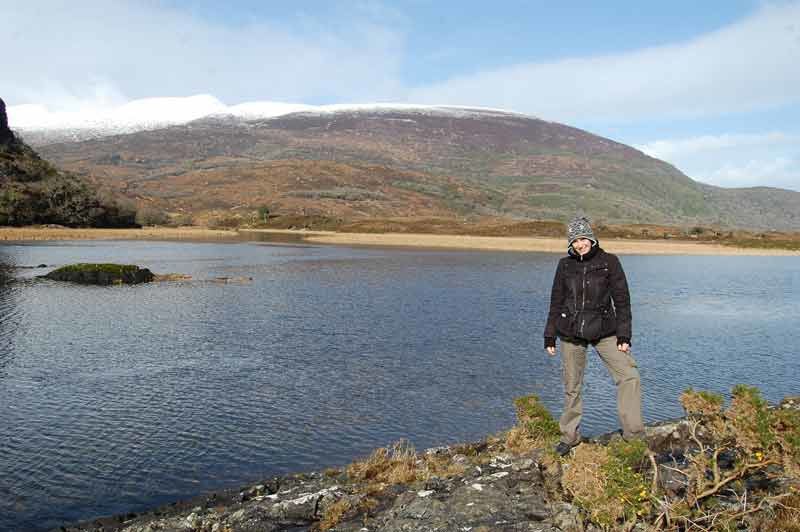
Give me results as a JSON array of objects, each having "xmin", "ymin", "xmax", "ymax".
[
  {"xmin": 23, "ymin": 105, "xmax": 800, "ymax": 230},
  {"xmin": 0, "ymin": 97, "xmax": 136, "ymax": 227}
]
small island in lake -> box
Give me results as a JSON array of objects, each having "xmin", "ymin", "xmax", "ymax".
[{"xmin": 43, "ymin": 263, "xmax": 155, "ymax": 285}]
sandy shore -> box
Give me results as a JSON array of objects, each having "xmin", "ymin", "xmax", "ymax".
[
  {"xmin": 245, "ymin": 229, "xmax": 800, "ymax": 256},
  {"xmin": 1, "ymin": 226, "xmax": 798, "ymax": 255},
  {"xmin": 0, "ymin": 226, "xmax": 240, "ymax": 242}
]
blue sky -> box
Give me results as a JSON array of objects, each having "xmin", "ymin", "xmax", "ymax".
[{"xmin": 2, "ymin": 0, "xmax": 799, "ymax": 190}]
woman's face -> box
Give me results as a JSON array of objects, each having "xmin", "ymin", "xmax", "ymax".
[{"xmin": 571, "ymin": 237, "xmax": 593, "ymax": 256}]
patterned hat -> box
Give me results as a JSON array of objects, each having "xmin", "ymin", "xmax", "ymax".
[{"xmin": 567, "ymin": 215, "xmax": 597, "ymax": 247}]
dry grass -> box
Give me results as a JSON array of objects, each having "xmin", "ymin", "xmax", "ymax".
[
  {"xmin": 505, "ymin": 425, "xmax": 542, "ymax": 454},
  {"xmin": 504, "ymin": 394, "xmax": 560, "ymax": 454},
  {"xmin": 562, "ymin": 442, "xmax": 651, "ymax": 528},
  {"xmin": 346, "ymin": 439, "xmax": 470, "ymax": 499},
  {"xmin": 346, "ymin": 440, "xmax": 420, "ymax": 487},
  {"xmin": 356, "ymin": 496, "xmax": 379, "ymax": 515},
  {"xmin": 754, "ymin": 493, "xmax": 800, "ymax": 531},
  {"xmin": 317, "ymin": 498, "xmax": 352, "ymax": 531},
  {"xmin": 323, "ymin": 467, "xmax": 342, "ymax": 478},
  {"xmin": 422, "ymin": 453, "xmax": 467, "ymax": 479},
  {"xmin": 562, "ymin": 444, "xmax": 622, "ymax": 526}
]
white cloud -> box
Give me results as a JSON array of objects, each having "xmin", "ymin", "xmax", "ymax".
[
  {"xmin": 706, "ymin": 158, "xmax": 800, "ymax": 190},
  {"xmin": 636, "ymin": 132, "xmax": 800, "ymax": 190},
  {"xmin": 0, "ymin": 0, "xmax": 406, "ymax": 110},
  {"xmin": 407, "ymin": 3, "xmax": 800, "ymax": 124},
  {"xmin": 637, "ymin": 132, "xmax": 800, "ymax": 160}
]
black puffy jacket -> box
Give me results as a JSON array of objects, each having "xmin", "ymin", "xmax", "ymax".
[{"xmin": 543, "ymin": 245, "xmax": 631, "ymax": 348}]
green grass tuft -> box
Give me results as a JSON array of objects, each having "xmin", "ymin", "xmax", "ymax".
[{"xmin": 52, "ymin": 263, "xmax": 142, "ymax": 275}]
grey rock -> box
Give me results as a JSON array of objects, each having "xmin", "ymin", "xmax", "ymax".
[
  {"xmin": 551, "ymin": 503, "xmax": 584, "ymax": 532},
  {"xmin": 451, "ymin": 453, "xmax": 469, "ymax": 465},
  {"xmin": 268, "ymin": 485, "xmax": 340, "ymax": 521},
  {"xmin": 512, "ymin": 457, "xmax": 535, "ymax": 472},
  {"xmin": 425, "ymin": 445, "xmax": 451, "ymax": 456},
  {"xmin": 184, "ymin": 512, "xmax": 201, "ymax": 529},
  {"xmin": 781, "ymin": 395, "xmax": 800, "ymax": 410}
]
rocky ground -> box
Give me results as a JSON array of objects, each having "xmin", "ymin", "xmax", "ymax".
[
  {"xmin": 60, "ymin": 443, "xmax": 587, "ymax": 532},
  {"xmin": 58, "ymin": 396, "xmax": 800, "ymax": 532}
]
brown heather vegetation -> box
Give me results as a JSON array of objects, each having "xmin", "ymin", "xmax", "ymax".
[
  {"xmin": 1, "ymin": 132, "xmax": 136, "ymax": 227},
  {"xmin": 35, "ymin": 110, "xmax": 800, "ymax": 232}
]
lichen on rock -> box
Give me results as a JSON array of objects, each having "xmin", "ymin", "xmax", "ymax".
[{"xmin": 43, "ymin": 263, "xmax": 155, "ymax": 285}]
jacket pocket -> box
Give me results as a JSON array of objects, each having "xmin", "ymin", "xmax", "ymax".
[
  {"xmin": 576, "ymin": 310, "xmax": 603, "ymax": 341},
  {"xmin": 601, "ymin": 307, "xmax": 616, "ymax": 337},
  {"xmin": 556, "ymin": 309, "xmax": 575, "ymax": 337}
]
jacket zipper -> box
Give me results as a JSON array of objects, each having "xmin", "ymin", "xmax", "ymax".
[{"xmin": 579, "ymin": 264, "xmax": 587, "ymax": 336}]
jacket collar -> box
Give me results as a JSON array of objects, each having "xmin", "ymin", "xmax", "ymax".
[{"xmin": 568, "ymin": 242, "xmax": 601, "ymax": 262}]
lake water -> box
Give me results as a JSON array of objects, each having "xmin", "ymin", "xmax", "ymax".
[{"xmin": 0, "ymin": 240, "xmax": 797, "ymax": 531}]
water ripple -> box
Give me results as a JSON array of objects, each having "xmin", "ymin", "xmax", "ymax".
[{"xmin": 0, "ymin": 243, "xmax": 797, "ymax": 531}]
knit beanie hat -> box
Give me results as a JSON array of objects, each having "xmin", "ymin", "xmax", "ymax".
[{"xmin": 567, "ymin": 215, "xmax": 597, "ymax": 247}]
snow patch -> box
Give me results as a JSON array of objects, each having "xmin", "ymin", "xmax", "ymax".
[{"xmin": 8, "ymin": 95, "xmax": 529, "ymax": 142}]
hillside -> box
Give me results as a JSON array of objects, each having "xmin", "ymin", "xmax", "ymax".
[
  {"xmin": 30, "ymin": 106, "xmax": 800, "ymax": 230},
  {"xmin": 0, "ymin": 97, "xmax": 136, "ymax": 227}
]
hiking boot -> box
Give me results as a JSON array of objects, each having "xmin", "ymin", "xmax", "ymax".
[{"xmin": 554, "ymin": 441, "xmax": 577, "ymax": 456}]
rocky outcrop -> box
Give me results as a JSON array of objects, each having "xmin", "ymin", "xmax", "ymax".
[
  {"xmin": 0, "ymin": 96, "xmax": 13, "ymax": 144},
  {"xmin": 51, "ymin": 420, "xmax": 714, "ymax": 532},
  {"xmin": 62, "ymin": 448, "xmax": 571, "ymax": 532},
  {"xmin": 58, "ymin": 397, "xmax": 800, "ymax": 532},
  {"xmin": 43, "ymin": 263, "xmax": 155, "ymax": 285}
]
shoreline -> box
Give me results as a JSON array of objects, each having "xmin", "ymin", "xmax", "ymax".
[
  {"xmin": 0, "ymin": 226, "xmax": 798, "ymax": 255},
  {"xmin": 58, "ymin": 396, "xmax": 800, "ymax": 532}
]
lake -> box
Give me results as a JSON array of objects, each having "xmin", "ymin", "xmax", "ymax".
[{"xmin": 0, "ymin": 240, "xmax": 797, "ymax": 531}]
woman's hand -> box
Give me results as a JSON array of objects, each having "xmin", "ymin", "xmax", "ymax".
[
  {"xmin": 546, "ymin": 346, "xmax": 556, "ymax": 356},
  {"xmin": 617, "ymin": 342, "xmax": 630, "ymax": 353}
]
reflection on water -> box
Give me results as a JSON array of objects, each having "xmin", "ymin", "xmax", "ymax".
[{"xmin": 0, "ymin": 241, "xmax": 797, "ymax": 531}]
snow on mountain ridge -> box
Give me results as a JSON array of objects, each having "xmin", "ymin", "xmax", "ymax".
[{"xmin": 9, "ymin": 95, "xmax": 525, "ymax": 136}]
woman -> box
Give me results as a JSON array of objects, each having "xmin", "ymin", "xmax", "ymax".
[{"xmin": 544, "ymin": 215, "xmax": 645, "ymax": 455}]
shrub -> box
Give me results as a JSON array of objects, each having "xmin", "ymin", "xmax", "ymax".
[
  {"xmin": 727, "ymin": 384, "xmax": 774, "ymax": 452},
  {"xmin": 560, "ymin": 386, "xmax": 800, "ymax": 530},
  {"xmin": 562, "ymin": 443, "xmax": 650, "ymax": 528},
  {"xmin": 257, "ymin": 205, "xmax": 270, "ymax": 224},
  {"xmin": 168, "ymin": 213, "xmax": 194, "ymax": 227},
  {"xmin": 135, "ymin": 206, "xmax": 169, "ymax": 226},
  {"xmin": 208, "ymin": 216, "xmax": 243, "ymax": 229}
]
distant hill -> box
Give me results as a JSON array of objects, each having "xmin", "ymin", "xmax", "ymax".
[
  {"xmin": 27, "ymin": 106, "xmax": 800, "ymax": 231},
  {"xmin": 0, "ymin": 97, "xmax": 136, "ymax": 227}
]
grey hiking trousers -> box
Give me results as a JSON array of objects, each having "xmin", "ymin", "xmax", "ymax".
[{"xmin": 559, "ymin": 336, "xmax": 645, "ymax": 445}]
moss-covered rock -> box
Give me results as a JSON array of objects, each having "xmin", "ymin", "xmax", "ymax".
[{"xmin": 43, "ymin": 263, "xmax": 154, "ymax": 285}]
